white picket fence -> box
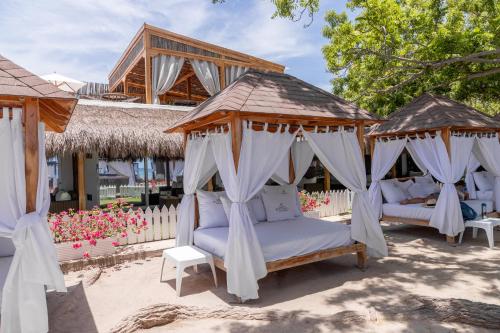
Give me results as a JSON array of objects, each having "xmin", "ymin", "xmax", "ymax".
[
  {"xmin": 99, "ymin": 185, "xmax": 160, "ymax": 199},
  {"xmin": 120, "ymin": 205, "xmax": 177, "ymax": 245},
  {"xmin": 312, "ymin": 189, "xmax": 353, "ymax": 218}
]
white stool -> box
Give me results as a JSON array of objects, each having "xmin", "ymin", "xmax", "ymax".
[
  {"xmin": 160, "ymin": 246, "xmax": 218, "ymax": 296},
  {"xmin": 459, "ymin": 218, "xmax": 500, "ymax": 249}
]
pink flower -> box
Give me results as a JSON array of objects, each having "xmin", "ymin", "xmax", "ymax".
[
  {"xmin": 88, "ymin": 239, "xmax": 97, "ymax": 246},
  {"xmin": 83, "ymin": 252, "xmax": 90, "ymax": 259},
  {"xmin": 72, "ymin": 242, "xmax": 82, "ymax": 249},
  {"xmin": 111, "ymin": 241, "xmax": 120, "ymax": 247}
]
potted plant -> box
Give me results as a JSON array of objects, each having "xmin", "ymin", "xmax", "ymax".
[{"xmin": 49, "ymin": 199, "xmax": 147, "ymax": 261}]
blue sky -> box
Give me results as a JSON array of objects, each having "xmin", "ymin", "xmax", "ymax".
[{"xmin": 0, "ymin": 0, "xmax": 353, "ymax": 91}]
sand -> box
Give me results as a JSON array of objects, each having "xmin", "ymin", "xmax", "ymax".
[{"xmin": 47, "ymin": 223, "xmax": 500, "ymax": 333}]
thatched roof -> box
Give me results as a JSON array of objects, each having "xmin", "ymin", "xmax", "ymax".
[
  {"xmin": 369, "ymin": 93, "xmax": 500, "ymax": 136},
  {"xmin": 167, "ymin": 70, "xmax": 378, "ymax": 132},
  {"xmin": 45, "ymin": 99, "xmax": 192, "ymax": 159},
  {"xmin": 0, "ymin": 54, "xmax": 77, "ymax": 132}
]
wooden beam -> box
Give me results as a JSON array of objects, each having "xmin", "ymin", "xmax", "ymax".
[
  {"xmin": 442, "ymin": 127, "xmax": 451, "ymax": 157},
  {"xmin": 24, "ymin": 97, "xmax": 39, "ymax": 213},
  {"xmin": 356, "ymin": 121, "xmax": 365, "ymax": 160},
  {"xmin": 123, "ymin": 77, "xmax": 129, "ymax": 95},
  {"xmin": 323, "ymin": 167, "xmax": 330, "ymax": 191},
  {"xmin": 174, "ymin": 72, "xmax": 196, "ymax": 87},
  {"xmin": 369, "ymin": 137, "xmax": 376, "ymax": 158},
  {"xmin": 219, "ymin": 63, "xmax": 226, "ymax": 90},
  {"xmin": 230, "ymin": 113, "xmax": 242, "ymax": 171},
  {"xmin": 145, "ymin": 29, "xmax": 153, "ymax": 104},
  {"xmin": 187, "ymin": 77, "xmax": 192, "ymax": 100},
  {"xmin": 77, "ymin": 152, "xmax": 86, "ymax": 210}
]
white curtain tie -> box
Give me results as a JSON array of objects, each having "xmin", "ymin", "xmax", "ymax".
[{"xmin": 12, "ymin": 212, "xmax": 42, "ymax": 250}]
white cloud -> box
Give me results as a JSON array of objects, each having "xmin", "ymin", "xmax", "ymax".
[{"xmin": 0, "ymin": 0, "xmax": 318, "ymax": 83}]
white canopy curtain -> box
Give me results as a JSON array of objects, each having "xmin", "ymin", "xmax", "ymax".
[
  {"xmin": 368, "ymin": 138, "xmax": 407, "ymax": 218},
  {"xmin": 465, "ymin": 154, "xmax": 481, "ymax": 199},
  {"xmin": 272, "ymin": 140, "xmax": 315, "ymax": 185},
  {"xmin": 0, "ymin": 108, "xmax": 66, "ymax": 333},
  {"xmin": 405, "ymin": 142, "xmax": 428, "ymax": 174},
  {"xmin": 225, "ymin": 65, "xmax": 248, "ymax": 86},
  {"xmin": 473, "ymin": 135, "xmax": 500, "ymax": 211},
  {"xmin": 108, "ymin": 161, "xmax": 136, "ymax": 186},
  {"xmin": 211, "ymin": 122, "xmax": 297, "ymax": 301},
  {"xmin": 301, "ymin": 127, "xmax": 387, "ymax": 257},
  {"xmin": 168, "ymin": 159, "xmax": 184, "ymax": 182},
  {"xmin": 176, "ymin": 135, "xmax": 217, "ymax": 246},
  {"xmin": 152, "ymin": 55, "xmax": 185, "ymax": 104},
  {"xmin": 408, "ymin": 133, "xmax": 474, "ymax": 236},
  {"xmin": 191, "ymin": 59, "xmax": 220, "ymax": 96}
]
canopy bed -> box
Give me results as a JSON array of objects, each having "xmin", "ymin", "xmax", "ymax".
[
  {"xmin": 368, "ymin": 93, "xmax": 500, "ymax": 244},
  {"xmin": 167, "ymin": 70, "xmax": 386, "ymax": 301},
  {"xmin": 0, "ymin": 55, "xmax": 76, "ymax": 332}
]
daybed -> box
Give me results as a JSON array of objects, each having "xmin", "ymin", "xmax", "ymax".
[
  {"xmin": 368, "ymin": 94, "xmax": 500, "ymax": 244},
  {"xmin": 166, "ymin": 70, "xmax": 385, "ymax": 301}
]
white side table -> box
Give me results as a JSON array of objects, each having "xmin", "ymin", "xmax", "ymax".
[
  {"xmin": 459, "ymin": 218, "xmax": 500, "ymax": 249},
  {"xmin": 160, "ymin": 246, "xmax": 218, "ymax": 296}
]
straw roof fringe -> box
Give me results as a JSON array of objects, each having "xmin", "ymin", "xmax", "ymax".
[
  {"xmin": 369, "ymin": 93, "xmax": 500, "ymax": 136},
  {"xmin": 45, "ymin": 100, "xmax": 192, "ymax": 159}
]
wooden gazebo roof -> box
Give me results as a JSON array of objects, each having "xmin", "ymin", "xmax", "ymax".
[
  {"xmin": 368, "ymin": 93, "xmax": 500, "ymax": 137},
  {"xmin": 167, "ymin": 70, "xmax": 379, "ymax": 133},
  {"xmin": 108, "ymin": 24, "xmax": 285, "ymax": 104},
  {"xmin": 0, "ymin": 54, "xmax": 76, "ymax": 132}
]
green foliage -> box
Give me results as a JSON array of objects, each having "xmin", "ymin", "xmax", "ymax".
[{"xmin": 322, "ymin": 0, "xmax": 500, "ymax": 115}]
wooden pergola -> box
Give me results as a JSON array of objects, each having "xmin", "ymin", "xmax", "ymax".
[
  {"xmin": 167, "ymin": 70, "xmax": 381, "ymax": 275},
  {"xmin": 108, "ymin": 24, "xmax": 285, "ymax": 104},
  {"xmin": 0, "ymin": 54, "xmax": 76, "ymax": 213},
  {"xmin": 368, "ymin": 93, "xmax": 500, "ymax": 243}
]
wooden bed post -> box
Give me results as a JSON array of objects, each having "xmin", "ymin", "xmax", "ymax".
[
  {"xmin": 24, "ymin": 97, "xmax": 40, "ymax": 213},
  {"xmin": 356, "ymin": 121, "xmax": 365, "ymax": 160},
  {"xmin": 323, "ymin": 168, "xmax": 330, "ymax": 191},
  {"xmin": 230, "ymin": 113, "xmax": 242, "ymax": 171},
  {"xmin": 77, "ymin": 152, "xmax": 86, "ymax": 210},
  {"xmin": 369, "ymin": 136, "xmax": 375, "ymax": 159},
  {"xmin": 289, "ymin": 149, "xmax": 295, "ymax": 184},
  {"xmin": 441, "ymin": 127, "xmax": 456, "ymax": 245}
]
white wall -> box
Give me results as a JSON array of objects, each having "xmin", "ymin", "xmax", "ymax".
[
  {"xmin": 84, "ymin": 152, "xmax": 99, "ymax": 209},
  {"xmin": 58, "ymin": 153, "xmax": 74, "ymax": 191}
]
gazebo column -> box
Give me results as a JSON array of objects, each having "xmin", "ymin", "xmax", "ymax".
[
  {"xmin": 289, "ymin": 149, "xmax": 295, "ymax": 184},
  {"xmin": 77, "ymin": 152, "xmax": 86, "ymax": 210},
  {"xmin": 24, "ymin": 97, "xmax": 40, "ymax": 213},
  {"xmin": 441, "ymin": 127, "xmax": 456, "ymax": 245},
  {"xmin": 231, "ymin": 113, "xmax": 242, "ymax": 170},
  {"xmin": 144, "ymin": 158, "xmax": 149, "ymax": 207}
]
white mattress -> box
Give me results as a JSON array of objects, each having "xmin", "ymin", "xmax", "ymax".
[
  {"xmin": 383, "ymin": 203, "xmax": 434, "ymax": 220},
  {"xmin": 194, "ymin": 217, "xmax": 353, "ymax": 262},
  {"xmin": 383, "ymin": 200, "xmax": 494, "ymax": 221}
]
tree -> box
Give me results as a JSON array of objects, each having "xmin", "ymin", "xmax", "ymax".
[
  {"xmin": 213, "ymin": 0, "xmax": 499, "ymax": 115},
  {"xmin": 322, "ymin": 0, "xmax": 500, "ymax": 115}
]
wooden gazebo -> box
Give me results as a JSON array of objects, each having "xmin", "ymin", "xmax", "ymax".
[
  {"xmin": 108, "ymin": 24, "xmax": 285, "ymax": 104},
  {"xmin": 368, "ymin": 93, "xmax": 500, "ymax": 242},
  {"xmin": 167, "ymin": 70, "xmax": 382, "ymax": 280},
  {"xmin": 0, "ymin": 54, "xmax": 76, "ymax": 212}
]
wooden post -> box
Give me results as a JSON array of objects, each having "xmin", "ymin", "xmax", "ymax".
[
  {"xmin": 165, "ymin": 158, "xmax": 171, "ymax": 187},
  {"xmin": 323, "ymin": 167, "xmax": 330, "ymax": 191},
  {"xmin": 144, "ymin": 158, "xmax": 149, "ymax": 207},
  {"xmin": 369, "ymin": 136, "xmax": 376, "ymax": 159},
  {"xmin": 77, "ymin": 152, "xmax": 86, "ymax": 210},
  {"xmin": 207, "ymin": 178, "xmax": 214, "ymax": 191},
  {"xmin": 24, "ymin": 97, "xmax": 39, "ymax": 213},
  {"xmin": 145, "ymin": 54, "xmax": 152, "ymax": 104},
  {"xmin": 391, "ymin": 165, "xmax": 397, "ymax": 178},
  {"xmin": 230, "ymin": 113, "xmax": 242, "ymax": 171},
  {"xmin": 289, "ymin": 149, "xmax": 295, "ymax": 184},
  {"xmin": 441, "ymin": 127, "xmax": 456, "ymax": 245},
  {"xmin": 187, "ymin": 77, "xmax": 192, "ymax": 101},
  {"xmin": 123, "ymin": 77, "xmax": 128, "ymax": 95}
]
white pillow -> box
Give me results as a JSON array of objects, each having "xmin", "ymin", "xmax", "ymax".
[
  {"xmin": 220, "ymin": 196, "xmax": 259, "ymax": 225},
  {"xmin": 380, "ymin": 180, "xmax": 407, "ymax": 203},
  {"xmin": 408, "ymin": 182, "xmax": 435, "ymax": 198},
  {"xmin": 196, "ymin": 190, "xmax": 228, "ymax": 229},
  {"xmin": 473, "ymin": 171, "xmax": 494, "ymax": 191},
  {"xmin": 415, "ymin": 174, "xmax": 440, "ymax": 192},
  {"xmin": 391, "ymin": 179, "xmax": 413, "ymax": 198},
  {"xmin": 248, "ymin": 194, "xmax": 267, "ymax": 222},
  {"xmin": 261, "ymin": 185, "xmax": 299, "ymax": 222}
]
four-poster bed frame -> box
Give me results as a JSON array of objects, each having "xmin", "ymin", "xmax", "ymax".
[
  {"xmin": 368, "ymin": 93, "xmax": 500, "ymax": 244},
  {"xmin": 167, "ymin": 70, "xmax": 383, "ymax": 273}
]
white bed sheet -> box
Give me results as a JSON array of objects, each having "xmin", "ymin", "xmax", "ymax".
[
  {"xmin": 0, "ymin": 256, "xmax": 13, "ymax": 308},
  {"xmin": 382, "ymin": 203, "xmax": 434, "ymax": 220},
  {"xmin": 194, "ymin": 216, "xmax": 353, "ymax": 262}
]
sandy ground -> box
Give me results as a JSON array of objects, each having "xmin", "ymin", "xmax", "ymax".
[{"xmin": 47, "ymin": 223, "xmax": 500, "ymax": 333}]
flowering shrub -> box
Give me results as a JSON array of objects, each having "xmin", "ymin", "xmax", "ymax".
[
  {"xmin": 298, "ymin": 190, "xmax": 331, "ymax": 212},
  {"xmin": 49, "ymin": 199, "xmax": 147, "ymax": 259}
]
